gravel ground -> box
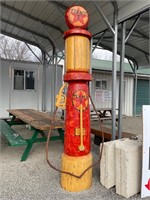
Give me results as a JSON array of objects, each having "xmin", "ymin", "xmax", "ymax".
[
  {"xmin": 0, "ymin": 122, "xmax": 149, "ymax": 200},
  {"xmin": 91, "ymin": 116, "xmax": 143, "ymax": 136},
  {"xmin": 120, "ymin": 116, "xmax": 143, "ymax": 135}
]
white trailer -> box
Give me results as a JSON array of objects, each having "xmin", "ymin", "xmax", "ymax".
[{"xmin": 0, "ymin": 59, "xmax": 63, "ymax": 118}]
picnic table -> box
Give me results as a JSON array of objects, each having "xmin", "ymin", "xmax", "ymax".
[
  {"xmin": 90, "ymin": 107, "xmax": 118, "ymax": 120},
  {"xmin": 0, "ymin": 109, "xmax": 64, "ymax": 161},
  {"xmin": 90, "ymin": 120, "xmax": 135, "ymax": 145},
  {"xmin": 90, "ymin": 107, "xmax": 118, "ymax": 144}
]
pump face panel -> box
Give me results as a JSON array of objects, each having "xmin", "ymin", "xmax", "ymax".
[{"xmin": 64, "ymin": 82, "xmax": 90, "ymax": 157}]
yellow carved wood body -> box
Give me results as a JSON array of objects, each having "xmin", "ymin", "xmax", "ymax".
[
  {"xmin": 61, "ymin": 153, "xmax": 92, "ymax": 192},
  {"xmin": 65, "ymin": 35, "xmax": 90, "ymax": 72}
]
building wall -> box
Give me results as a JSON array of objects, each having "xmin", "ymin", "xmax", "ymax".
[
  {"xmin": 0, "ymin": 60, "xmax": 10, "ymax": 118},
  {"xmin": 123, "ymin": 76, "xmax": 134, "ymax": 116},
  {"xmin": 0, "ymin": 59, "xmax": 63, "ymax": 118},
  {"xmin": 0, "ymin": 63, "xmax": 2, "ymax": 117},
  {"xmin": 45, "ymin": 65, "xmax": 63, "ymax": 112},
  {"xmin": 91, "ymin": 71, "xmax": 112, "ymax": 108},
  {"xmin": 0, "ymin": 59, "xmax": 135, "ymax": 117},
  {"xmin": 136, "ymin": 79, "xmax": 150, "ymax": 115},
  {"xmin": 91, "ymin": 71, "xmax": 134, "ymax": 116},
  {"xmin": 10, "ymin": 61, "xmax": 41, "ymax": 110}
]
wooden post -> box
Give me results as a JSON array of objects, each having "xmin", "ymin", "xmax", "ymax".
[{"xmin": 61, "ymin": 6, "xmax": 92, "ymax": 192}]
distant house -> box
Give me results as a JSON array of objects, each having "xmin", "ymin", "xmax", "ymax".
[{"xmin": 91, "ymin": 59, "xmax": 150, "ymax": 116}]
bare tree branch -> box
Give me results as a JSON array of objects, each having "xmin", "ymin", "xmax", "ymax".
[{"xmin": 0, "ymin": 35, "xmax": 41, "ymax": 61}]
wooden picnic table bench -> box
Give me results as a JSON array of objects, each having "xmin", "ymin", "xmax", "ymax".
[
  {"xmin": 0, "ymin": 119, "xmax": 27, "ymax": 146},
  {"xmin": 90, "ymin": 107, "xmax": 118, "ymax": 121},
  {"xmin": 1, "ymin": 109, "xmax": 65, "ymax": 161},
  {"xmin": 90, "ymin": 120, "xmax": 135, "ymax": 145}
]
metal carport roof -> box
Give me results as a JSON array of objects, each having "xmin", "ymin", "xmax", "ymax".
[
  {"xmin": 1, "ymin": 0, "xmax": 150, "ymax": 68},
  {"xmin": 93, "ymin": 9, "xmax": 149, "ymax": 69}
]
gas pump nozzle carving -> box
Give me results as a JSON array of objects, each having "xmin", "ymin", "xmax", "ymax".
[{"xmin": 78, "ymin": 104, "xmax": 85, "ymax": 151}]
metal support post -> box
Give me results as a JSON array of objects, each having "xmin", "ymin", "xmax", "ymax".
[
  {"xmin": 125, "ymin": 15, "xmax": 141, "ymax": 43},
  {"xmin": 40, "ymin": 23, "xmax": 64, "ymax": 58},
  {"xmin": 133, "ymin": 64, "xmax": 138, "ymax": 116},
  {"xmin": 92, "ymin": 31, "xmax": 106, "ymax": 53},
  {"xmin": 111, "ymin": 10, "xmax": 118, "ymax": 140},
  {"xmin": 25, "ymin": 43, "xmax": 42, "ymax": 63},
  {"xmin": 94, "ymin": 1, "xmax": 115, "ymax": 35},
  {"xmin": 128, "ymin": 59, "xmax": 135, "ymax": 72},
  {"xmin": 118, "ymin": 22, "xmax": 126, "ymax": 139},
  {"xmin": 55, "ymin": 53, "xmax": 58, "ymax": 102},
  {"xmin": 31, "ymin": 33, "xmax": 51, "ymax": 59},
  {"xmin": 93, "ymin": 0, "xmax": 118, "ymax": 140},
  {"xmin": 42, "ymin": 52, "xmax": 47, "ymax": 111},
  {"xmin": 51, "ymin": 47, "xmax": 56, "ymax": 113}
]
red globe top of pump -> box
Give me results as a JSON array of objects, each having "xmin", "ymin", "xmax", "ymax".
[{"xmin": 65, "ymin": 6, "xmax": 89, "ymax": 29}]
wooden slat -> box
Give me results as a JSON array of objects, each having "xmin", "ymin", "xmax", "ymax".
[
  {"xmin": 91, "ymin": 127, "xmax": 135, "ymax": 140},
  {"xmin": 7, "ymin": 109, "xmax": 64, "ymax": 131},
  {"xmin": 0, "ymin": 120, "xmax": 27, "ymax": 146},
  {"xmin": 29, "ymin": 120, "xmax": 64, "ymax": 130},
  {"xmin": 90, "ymin": 107, "xmax": 112, "ymax": 112},
  {"xmin": 91, "ymin": 127, "xmax": 113, "ymax": 140},
  {"xmin": 90, "ymin": 120, "xmax": 135, "ymax": 140}
]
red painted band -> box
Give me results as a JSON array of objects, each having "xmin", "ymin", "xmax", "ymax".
[
  {"xmin": 64, "ymin": 72, "xmax": 92, "ymax": 81},
  {"xmin": 63, "ymin": 28, "xmax": 92, "ymax": 39}
]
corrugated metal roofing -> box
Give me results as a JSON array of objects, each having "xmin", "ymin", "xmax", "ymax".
[
  {"xmin": 94, "ymin": 10, "xmax": 149, "ymax": 68},
  {"xmin": 137, "ymin": 68, "xmax": 150, "ymax": 75},
  {"xmin": 92, "ymin": 59, "xmax": 150, "ymax": 75},
  {"xmin": 92, "ymin": 59, "xmax": 133, "ymax": 73},
  {"xmin": 1, "ymin": 0, "xmax": 150, "ymax": 68}
]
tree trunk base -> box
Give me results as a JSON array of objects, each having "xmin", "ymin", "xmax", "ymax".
[{"xmin": 61, "ymin": 153, "xmax": 92, "ymax": 192}]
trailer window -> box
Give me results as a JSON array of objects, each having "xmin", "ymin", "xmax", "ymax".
[
  {"xmin": 14, "ymin": 69, "xmax": 35, "ymax": 90},
  {"xmin": 95, "ymin": 80, "xmax": 107, "ymax": 90},
  {"xmin": 25, "ymin": 71, "xmax": 34, "ymax": 89}
]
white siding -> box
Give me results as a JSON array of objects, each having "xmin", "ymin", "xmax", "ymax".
[
  {"xmin": 91, "ymin": 71, "xmax": 134, "ymax": 116},
  {"xmin": 10, "ymin": 62, "xmax": 40, "ymax": 111},
  {"xmin": 0, "ymin": 60, "xmax": 10, "ymax": 118},
  {"xmin": 45, "ymin": 65, "xmax": 63, "ymax": 111},
  {"xmin": 0, "ymin": 59, "xmax": 63, "ymax": 118},
  {"xmin": 91, "ymin": 72, "xmax": 112, "ymax": 108},
  {"xmin": 124, "ymin": 76, "xmax": 134, "ymax": 116}
]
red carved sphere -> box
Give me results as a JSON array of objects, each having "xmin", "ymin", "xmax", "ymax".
[{"xmin": 65, "ymin": 6, "xmax": 89, "ymax": 29}]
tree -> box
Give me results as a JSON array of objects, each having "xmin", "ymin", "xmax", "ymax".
[{"xmin": 0, "ymin": 34, "xmax": 41, "ymax": 61}]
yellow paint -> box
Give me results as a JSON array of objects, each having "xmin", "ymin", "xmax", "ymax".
[
  {"xmin": 79, "ymin": 104, "xmax": 85, "ymax": 151},
  {"xmin": 75, "ymin": 127, "xmax": 85, "ymax": 135},
  {"xmin": 65, "ymin": 35, "xmax": 90, "ymax": 72},
  {"xmin": 61, "ymin": 153, "xmax": 92, "ymax": 192},
  {"xmin": 65, "ymin": 36, "xmax": 75, "ymax": 71},
  {"xmin": 55, "ymin": 83, "xmax": 68, "ymax": 110}
]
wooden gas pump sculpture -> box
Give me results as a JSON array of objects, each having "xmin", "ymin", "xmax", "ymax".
[{"xmin": 61, "ymin": 6, "xmax": 92, "ymax": 192}]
